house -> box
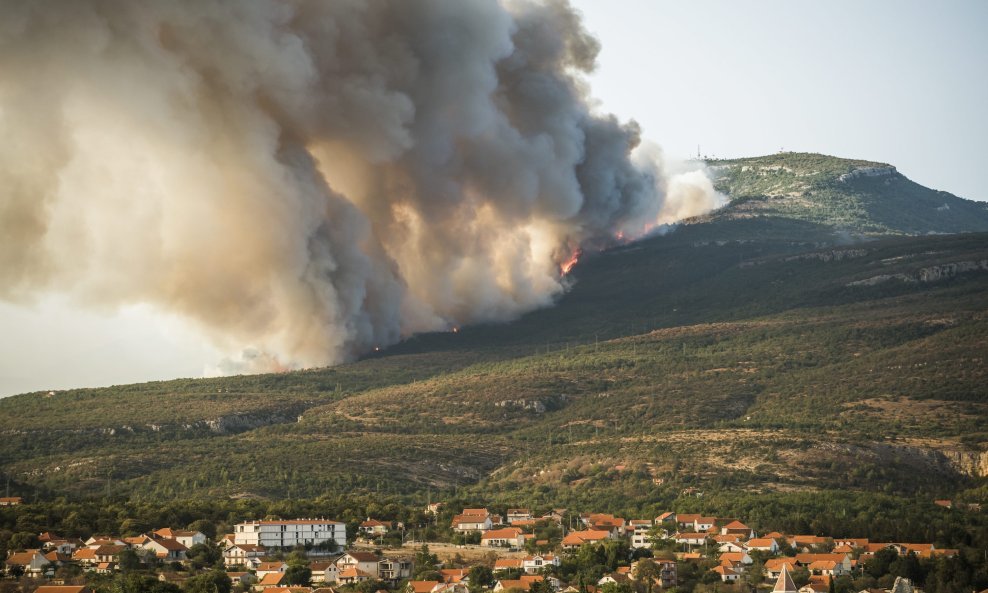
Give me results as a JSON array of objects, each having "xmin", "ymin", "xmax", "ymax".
[
  {"xmin": 719, "ymin": 551, "xmax": 752, "ymax": 571},
  {"xmin": 337, "ymin": 567, "xmax": 375, "ymax": 585},
  {"xmin": 142, "ymin": 537, "xmax": 188, "ymax": 561},
  {"xmin": 310, "ymin": 560, "xmax": 338, "ymax": 584},
  {"xmin": 720, "ymin": 520, "xmax": 754, "ymax": 539},
  {"xmin": 628, "ymin": 520, "xmax": 653, "ymax": 549},
  {"xmin": 452, "ymin": 509, "xmax": 493, "ymax": 533},
  {"xmin": 832, "ymin": 538, "xmax": 868, "ymax": 549},
  {"xmin": 495, "ymin": 576, "xmax": 550, "ymax": 592},
  {"xmin": 561, "ymin": 530, "xmax": 611, "ymax": 550},
  {"xmin": 712, "ymin": 565, "xmax": 739, "ymax": 582},
  {"xmin": 507, "ymin": 509, "xmax": 532, "ymax": 523},
  {"xmin": 540, "ymin": 509, "xmax": 567, "ymax": 524},
  {"xmin": 44, "ymin": 549, "xmax": 71, "ymax": 567},
  {"xmin": 438, "ymin": 568, "xmax": 469, "ymax": 583},
  {"xmin": 425, "ymin": 503, "xmax": 444, "ymax": 515},
  {"xmin": 44, "ymin": 538, "xmax": 84, "ymax": 555},
  {"xmin": 674, "ymin": 533, "xmax": 708, "ymax": 547},
  {"xmin": 227, "ymin": 572, "xmax": 257, "ymax": 587},
  {"xmin": 84, "ymin": 536, "xmax": 126, "ymax": 547},
  {"xmin": 582, "ymin": 514, "xmax": 626, "ymax": 536},
  {"xmin": 493, "ymin": 558, "xmax": 523, "ymax": 573},
  {"xmin": 123, "ymin": 535, "xmax": 152, "ymax": 547},
  {"xmin": 693, "ymin": 517, "xmax": 716, "ymax": 532},
  {"xmin": 522, "ymin": 554, "xmax": 559, "ymax": 574},
  {"xmin": 234, "ymin": 518, "xmax": 346, "ymax": 550},
  {"xmin": 256, "ymin": 572, "xmax": 287, "ymax": 590},
  {"xmin": 359, "ymin": 520, "xmax": 391, "ymax": 536},
  {"xmin": 806, "ymin": 560, "xmax": 839, "ymax": 576},
  {"xmin": 379, "ymin": 557, "xmax": 413, "ymax": 582},
  {"xmin": 789, "ymin": 535, "xmax": 830, "ymax": 551},
  {"xmin": 407, "ymin": 581, "xmax": 442, "ymax": 593},
  {"xmin": 481, "ymin": 528, "xmax": 525, "ymax": 549},
  {"xmin": 716, "ymin": 539, "xmax": 746, "ymax": 554},
  {"xmin": 675, "ymin": 514, "xmax": 700, "ymax": 531},
  {"xmin": 6, "ymin": 549, "xmax": 49, "ymax": 575},
  {"xmin": 794, "ymin": 553, "xmax": 851, "ymax": 576},
  {"xmin": 223, "ymin": 543, "xmax": 266, "ymax": 567},
  {"xmin": 256, "ymin": 561, "xmax": 289, "ymax": 579},
  {"xmin": 337, "ymin": 552, "xmax": 380, "ymax": 579},
  {"xmin": 153, "ymin": 528, "xmax": 207, "ymax": 548},
  {"xmin": 598, "ymin": 573, "xmax": 630, "ymax": 587},
  {"xmin": 0, "ymin": 497, "xmax": 21, "ymax": 506},
  {"xmin": 747, "ymin": 538, "xmax": 780, "ymax": 553},
  {"xmin": 71, "ymin": 548, "xmax": 99, "ymax": 567},
  {"xmin": 35, "ymin": 587, "xmax": 91, "ymax": 593},
  {"xmin": 764, "ymin": 558, "xmax": 798, "ymax": 579}
]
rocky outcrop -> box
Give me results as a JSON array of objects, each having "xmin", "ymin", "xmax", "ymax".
[
  {"xmin": 848, "ymin": 259, "xmax": 988, "ymax": 287},
  {"xmin": 839, "ymin": 166, "xmax": 896, "ymax": 182},
  {"xmin": 784, "ymin": 248, "xmax": 868, "ymax": 263},
  {"xmin": 917, "ymin": 259, "xmax": 988, "ymax": 281}
]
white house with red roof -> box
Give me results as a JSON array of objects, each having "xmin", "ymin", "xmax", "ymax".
[
  {"xmin": 561, "ymin": 530, "xmax": 611, "ymax": 550},
  {"xmin": 452, "ymin": 509, "xmax": 493, "ymax": 533},
  {"xmin": 153, "ymin": 528, "xmax": 206, "ymax": 548},
  {"xmin": 522, "ymin": 554, "xmax": 560, "ymax": 574},
  {"xmin": 481, "ymin": 528, "xmax": 525, "ymax": 549}
]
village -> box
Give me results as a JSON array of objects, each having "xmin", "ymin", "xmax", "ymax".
[{"xmin": 1, "ymin": 500, "xmax": 969, "ymax": 593}]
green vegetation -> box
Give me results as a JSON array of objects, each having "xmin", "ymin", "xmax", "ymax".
[
  {"xmin": 0, "ymin": 153, "xmax": 986, "ymax": 591},
  {"xmin": 705, "ymin": 152, "xmax": 988, "ymax": 235}
]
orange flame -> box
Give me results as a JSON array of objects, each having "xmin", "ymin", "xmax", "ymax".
[{"xmin": 560, "ymin": 249, "xmax": 582, "ymax": 275}]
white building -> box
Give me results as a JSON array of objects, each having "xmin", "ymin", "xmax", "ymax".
[{"xmin": 233, "ymin": 518, "xmax": 346, "ymax": 549}]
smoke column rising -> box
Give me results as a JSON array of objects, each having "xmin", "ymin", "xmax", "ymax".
[{"xmin": 0, "ymin": 0, "xmax": 723, "ymax": 373}]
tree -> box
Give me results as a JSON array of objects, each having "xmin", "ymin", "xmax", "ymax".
[
  {"xmin": 468, "ymin": 565, "xmax": 495, "ymax": 591},
  {"xmin": 186, "ymin": 542, "xmax": 223, "ymax": 571},
  {"xmin": 8, "ymin": 532, "xmax": 39, "ymax": 551},
  {"xmin": 284, "ymin": 564, "xmax": 312, "ymax": 586},
  {"xmin": 530, "ymin": 578, "xmax": 557, "ymax": 593},
  {"xmin": 632, "ymin": 558, "xmax": 660, "ymax": 593},
  {"xmin": 111, "ymin": 573, "xmax": 181, "ymax": 593},
  {"xmin": 414, "ymin": 545, "xmax": 440, "ymax": 580},
  {"xmin": 183, "ymin": 570, "xmax": 232, "ymax": 593},
  {"xmin": 118, "ymin": 548, "xmax": 143, "ymax": 572},
  {"xmin": 188, "ymin": 520, "xmax": 217, "ymax": 540}
]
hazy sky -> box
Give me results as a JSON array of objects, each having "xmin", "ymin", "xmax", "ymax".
[
  {"xmin": 2, "ymin": 0, "xmax": 986, "ymax": 397},
  {"xmin": 570, "ymin": 0, "xmax": 988, "ymax": 201}
]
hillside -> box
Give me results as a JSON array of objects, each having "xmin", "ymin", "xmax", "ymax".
[
  {"xmin": 1, "ymin": 154, "xmax": 987, "ymax": 517},
  {"xmin": 702, "ymin": 152, "xmax": 988, "ymax": 235}
]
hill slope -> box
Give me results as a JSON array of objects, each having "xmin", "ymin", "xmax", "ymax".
[
  {"xmin": 1, "ymin": 154, "xmax": 987, "ymax": 511},
  {"xmin": 703, "ymin": 152, "xmax": 988, "ymax": 235}
]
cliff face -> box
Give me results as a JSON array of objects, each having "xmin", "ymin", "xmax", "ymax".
[{"xmin": 939, "ymin": 448, "xmax": 988, "ymax": 478}]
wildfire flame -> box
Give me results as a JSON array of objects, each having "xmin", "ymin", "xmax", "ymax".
[{"xmin": 560, "ymin": 249, "xmax": 582, "ymax": 275}]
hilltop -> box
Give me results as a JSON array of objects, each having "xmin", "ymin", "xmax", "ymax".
[
  {"xmin": 701, "ymin": 152, "xmax": 988, "ymax": 235},
  {"xmin": 0, "ymin": 153, "xmax": 986, "ymax": 518}
]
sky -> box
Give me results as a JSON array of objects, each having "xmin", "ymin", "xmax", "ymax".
[
  {"xmin": 1, "ymin": 0, "xmax": 987, "ymax": 398},
  {"xmin": 569, "ymin": 0, "xmax": 988, "ymax": 201}
]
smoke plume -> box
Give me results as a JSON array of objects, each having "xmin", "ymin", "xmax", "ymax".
[{"xmin": 0, "ymin": 0, "xmax": 723, "ymax": 371}]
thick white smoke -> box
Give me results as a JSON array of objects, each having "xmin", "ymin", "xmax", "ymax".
[{"xmin": 0, "ymin": 0, "xmax": 722, "ymax": 372}]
